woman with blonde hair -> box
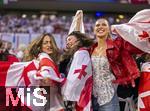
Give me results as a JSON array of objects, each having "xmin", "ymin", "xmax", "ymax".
[
  {"xmin": 90, "ymin": 18, "xmax": 120, "ymax": 111},
  {"xmin": 90, "ymin": 17, "xmax": 144, "ymax": 111}
]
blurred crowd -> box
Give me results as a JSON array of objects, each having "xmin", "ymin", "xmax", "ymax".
[
  {"xmin": 0, "ymin": 13, "xmax": 130, "ymax": 34},
  {"xmin": 0, "ymin": 12, "xmax": 131, "ymax": 61},
  {"xmin": 0, "ymin": 13, "xmax": 131, "ymax": 53}
]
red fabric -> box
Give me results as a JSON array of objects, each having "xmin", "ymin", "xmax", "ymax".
[
  {"xmin": 21, "ymin": 62, "xmax": 37, "ymax": 87},
  {"xmin": 7, "ymin": 55, "xmax": 19, "ymax": 62},
  {"xmin": 76, "ymin": 76, "xmax": 92, "ymax": 111},
  {"xmin": 106, "ymin": 37, "xmax": 143, "ymax": 86},
  {"xmin": 39, "ymin": 58, "xmax": 66, "ymax": 86},
  {"xmin": 74, "ymin": 65, "xmax": 87, "ymax": 79},
  {"xmin": 90, "ymin": 37, "xmax": 143, "ymax": 86},
  {"xmin": 0, "ymin": 62, "xmax": 18, "ymax": 86},
  {"xmin": 0, "ymin": 56, "xmax": 26, "ymax": 110},
  {"xmin": 40, "ymin": 58, "xmax": 60, "ymax": 77},
  {"xmin": 139, "ymin": 72, "xmax": 150, "ymax": 111},
  {"xmin": 0, "ymin": 55, "xmax": 19, "ymax": 86},
  {"xmin": 139, "ymin": 72, "xmax": 150, "ymax": 93}
]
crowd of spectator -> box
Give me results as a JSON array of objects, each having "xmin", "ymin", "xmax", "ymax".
[
  {"xmin": 0, "ymin": 13, "xmax": 130, "ymax": 35},
  {"xmin": 0, "ymin": 12, "xmax": 131, "ymax": 54}
]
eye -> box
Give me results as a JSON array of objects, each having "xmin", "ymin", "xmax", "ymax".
[
  {"xmin": 67, "ymin": 38, "xmax": 71, "ymax": 42},
  {"xmin": 95, "ymin": 24, "xmax": 100, "ymax": 27},
  {"xmin": 102, "ymin": 23, "xmax": 107, "ymax": 26}
]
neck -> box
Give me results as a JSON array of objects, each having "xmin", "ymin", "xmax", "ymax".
[{"xmin": 97, "ymin": 37, "xmax": 107, "ymax": 49}]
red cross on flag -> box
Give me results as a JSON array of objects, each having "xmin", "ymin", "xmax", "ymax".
[
  {"xmin": 112, "ymin": 9, "xmax": 150, "ymax": 54},
  {"xmin": 74, "ymin": 65, "xmax": 87, "ymax": 79},
  {"xmin": 62, "ymin": 49, "xmax": 92, "ymax": 111}
]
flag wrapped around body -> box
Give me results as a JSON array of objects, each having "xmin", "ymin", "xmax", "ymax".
[
  {"xmin": 5, "ymin": 52, "xmax": 65, "ymax": 87},
  {"xmin": 62, "ymin": 48, "xmax": 92, "ymax": 111},
  {"xmin": 5, "ymin": 52, "xmax": 65, "ymax": 111},
  {"xmin": 63, "ymin": 10, "xmax": 92, "ymax": 111},
  {"xmin": 138, "ymin": 62, "xmax": 150, "ymax": 111}
]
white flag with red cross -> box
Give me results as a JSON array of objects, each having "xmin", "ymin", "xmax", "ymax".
[{"xmin": 62, "ymin": 49, "xmax": 92, "ymax": 111}]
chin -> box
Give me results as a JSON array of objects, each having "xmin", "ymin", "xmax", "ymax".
[
  {"xmin": 97, "ymin": 35, "xmax": 105, "ymax": 39},
  {"xmin": 45, "ymin": 51, "xmax": 53, "ymax": 55}
]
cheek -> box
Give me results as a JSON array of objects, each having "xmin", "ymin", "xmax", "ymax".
[{"xmin": 41, "ymin": 45, "xmax": 46, "ymax": 51}]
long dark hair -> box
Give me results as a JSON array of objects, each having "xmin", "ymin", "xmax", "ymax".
[
  {"xmin": 24, "ymin": 33, "xmax": 60, "ymax": 63},
  {"xmin": 60, "ymin": 31, "xmax": 94, "ymax": 62}
]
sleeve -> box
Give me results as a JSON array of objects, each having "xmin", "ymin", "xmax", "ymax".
[{"xmin": 107, "ymin": 37, "xmax": 143, "ymax": 87}]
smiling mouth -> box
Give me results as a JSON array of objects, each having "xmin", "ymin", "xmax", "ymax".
[{"xmin": 97, "ymin": 29, "xmax": 105, "ymax": 33}]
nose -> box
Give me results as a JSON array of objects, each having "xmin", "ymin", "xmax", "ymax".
[
  {"xmin": 47, "ymin": 42, "xmax": 51, "ymax": 47},
  {"xmin": 66, "ymin": 39, "xmax": 71, "ymax": 45}
]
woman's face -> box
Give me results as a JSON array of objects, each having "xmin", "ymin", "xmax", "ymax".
[
  {"xmin": 66, "ymin": 35, "xmax": 78, "ymax": 49},
  {"xmin": 41, "ymin": 35, "xmax": 53, "ymax": 54},
  {"xmin": 94, "ymin": 19, "xmax": 110, "ymax": 39}
]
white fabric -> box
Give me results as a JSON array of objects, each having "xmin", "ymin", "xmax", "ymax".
[
  {"xmin": 68, "ymin": 10, "xmax": 85, "ymax": 35},
  {"xmin": 5, "ymin": 52, "xmax": 64, "ymax": 111},
  {"xmin": 119, "ymin": 96, "xmax": 136, "ymax": 111},
  {"xmin": 138, "ymin": 91, "xmax": 150, "ymax": 109},
  {"xmin": 62, "ymin": 49, "xmax": 92, "ymax": 101},
  {"xmin": 5, "ymin": 61, "xmax": 38, "ymax": 87},
  {"xmin": 141, "ymin": 62, "xmax": 150, "ymax": 72},
  {"xmin": 112, "ymin": 9, "xmax": 150, "ymax": 54},
  {"xmin": 6, "ymin": 53, "xmax": 64, "ymax": 87}
]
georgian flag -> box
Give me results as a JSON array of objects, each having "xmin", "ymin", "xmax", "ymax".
[
  {"xmin": 5, "ymin": 53, "xmax": 65, "ymax": 87},
  {"xmin": 138, "ymin": 62, "xmax": 150, "ymax": 111},
  {"xmin": 62, "ymin": 49, "xmax": 92, "ymax": 111},
  {"xmin": 111, "ymin": 9, "xmax": 150, "ymax": 54},
  {"xmin": 4, "ymin": 53, "xmax": 65, "ymax": 110}
]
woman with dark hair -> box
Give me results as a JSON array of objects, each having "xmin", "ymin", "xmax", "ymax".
[
  {"xmin": 6, "ymin": 34, "xmax": 65, "ymax": 111},
  {"xmin": 60, "ymin": 31, "xmax": 94, "ymax": 110},
  {"xmin": 59, "ymin": 31, "xmax": 94, "ymax": 76}
]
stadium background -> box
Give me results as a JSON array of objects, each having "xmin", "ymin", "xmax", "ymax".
[{"xmin": 0, "ymin": 0, "xmax": 150, "ymax": 51}]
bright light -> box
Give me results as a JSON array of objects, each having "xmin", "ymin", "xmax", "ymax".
[
  {"xmin": 118, "ymin": 15, "xmax": 124, "ymax": 19},
  {"xmin": 116, "ymin": 18, "xmax": 120, "ymax": 23},
  {"xmin": 22, "ymin": 14, "xmax": 27, "ymax": 18}
]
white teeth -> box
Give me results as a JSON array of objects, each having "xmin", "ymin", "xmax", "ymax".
[
  {"xmin": 99, "ymin": 30, "xmax": 104, "ymax": 33},
  {"xmin": 97, "ymin": 28, "xmax": 105, "ymax": 33}
]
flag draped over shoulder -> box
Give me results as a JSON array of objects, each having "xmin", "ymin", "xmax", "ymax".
[
  {"xmin": 138, "ymin": 62, "xmax": 150, "ymax": 111},
  {"xmin": 62, "ymin": 49, "xmax": 92, "ymax": 111},
  {"xmin": 5, "ymin": 53, "xmax": 65, "ymax": 87},
  {"xmin": 111, "ymin": 9, "xmax": 150, "ymax": 54}
]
